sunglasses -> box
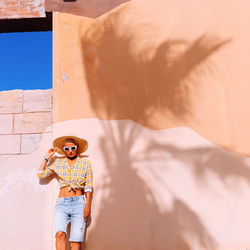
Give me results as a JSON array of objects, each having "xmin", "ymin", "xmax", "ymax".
[{"xmin": 63, "ymin": 146, "xmax": 77, "ymax": 152}]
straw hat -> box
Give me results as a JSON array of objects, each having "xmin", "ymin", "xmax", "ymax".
[{"xmin": 53, "ymin": 135, "xmax": 88, "ymax": 155}]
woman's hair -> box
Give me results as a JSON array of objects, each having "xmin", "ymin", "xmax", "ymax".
[{"xmin": 62, "ymin": 138, "xmax": 79, "ymax": 147}]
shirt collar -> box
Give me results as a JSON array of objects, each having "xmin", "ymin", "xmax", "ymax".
[{"xmin": 64, "ymin": 156, "xmax": 80, "ymax": 170}]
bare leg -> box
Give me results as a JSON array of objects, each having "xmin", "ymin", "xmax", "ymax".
[
  {"xmin": 71, "ymin": 242, "xmax": 81, "ymax": 250},
  {"xmin": 56, "ymin": 232, "xmax": 66, "ymax": 250}
]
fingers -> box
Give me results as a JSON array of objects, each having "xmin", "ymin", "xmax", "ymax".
[
  {"xmin": 45, "ymin": 148, "xmax": 56, "ymax": 159},
  {"xmin": 48, "ymin": 148, "xmax": 55, "ymax": 156},
  {"xmin": 49, "ymin": 148, "xmax": 55, "ymax": 153}
]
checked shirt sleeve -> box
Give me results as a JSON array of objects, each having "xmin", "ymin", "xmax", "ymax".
[
  {"xmin": 84, "ymin": 160, "xmax": 93, "ymax": 193},
  {"xmin": 37, "ymin": 159, "xmax": 57, "ymax": 178}
]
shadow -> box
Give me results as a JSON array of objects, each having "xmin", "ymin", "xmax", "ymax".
[
  {"xmin": 82, "ymin": 123, "xmax": 217, "ymax": 249},
  {"xmin": 82, "ymin": 122, "xmax": 250, "ymax": 250},
  {"xmin": 80, "ymin": 12, "xmax": 230, "ymax": 127},
  {"xmin": 142, "ymin": 141, "xmax": 250, "ymax": 190},
  {"xmin": 77, "ymin": 7, "xmax": 234, "ymax": 250}
]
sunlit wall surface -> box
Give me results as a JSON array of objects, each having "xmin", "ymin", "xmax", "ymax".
[{"xmin": 52, "ymin": 0, "xmax": 250, "ymax": 249}]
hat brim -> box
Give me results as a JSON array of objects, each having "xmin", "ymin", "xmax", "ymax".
[{"xmin": 53, "ymin": 135, "xmax": 88, "ymax": 155}]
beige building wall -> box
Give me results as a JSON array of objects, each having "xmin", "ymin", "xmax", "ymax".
[
  {"xmin": 0, "ymin": 89, "xmax": 56, "ymax": 250},
  {"xmin": 0, "ymin": 89, "xmax": 52, "ymax": 155},
  {"xmin": 52, "ymin": 0, "xmax": 250, "ymax": 249}
]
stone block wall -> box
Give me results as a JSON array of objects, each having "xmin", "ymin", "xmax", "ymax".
[{"xmin": 0, "ymin": 89, "xmax": 52, "ymax": 155}]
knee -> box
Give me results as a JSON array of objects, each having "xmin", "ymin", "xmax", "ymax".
[{"xmin": 56, "ymin": 231, "xmax": 66, "ymax": 241}]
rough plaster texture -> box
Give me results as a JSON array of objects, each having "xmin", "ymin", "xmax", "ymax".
[
  {"xmin": 23, "ymin": 89, "xmax": 52, "ymax": 112},
  {"xmin": 0, "ymin": 132, "xmax": 56, "ymax": 250},
  {"xmin": 0, "ymin": 134, "xmax": 20, "ymax": 154},
  {"xmin": 0, "ymin": 114, "xmax": 13, "ymax": 134},
  {"xmin": 0, "ymin": 0, "xmax": 45, "ymax": 19},
  {"xmin": 21, "ymin": 133, "xmax": 43, "ymax": 154},
  {"xmin": 0, "ymin": 89, "xmax": 52, "ymax": 155},
  {"xmin": 0, "ymin": 90, "xmax": 23, "ymax": 114},
  {"xmin": 14, "ymin": 112, "xmax": 52, "ymax": 134}
]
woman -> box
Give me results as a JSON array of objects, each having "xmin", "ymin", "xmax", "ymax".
[{"xmin": 37, "ymin": 135, "xmax": 93, "ymax": 250}]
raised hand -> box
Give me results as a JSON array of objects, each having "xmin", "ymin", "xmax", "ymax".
[{"xmin": 45, "ymin": 148, "xmax": 56, "ymax": 160}]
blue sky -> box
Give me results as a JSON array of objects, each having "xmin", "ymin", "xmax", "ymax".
[{"xmin": 0, "ymin": 31, "xmax": 52, "ymax": 91}]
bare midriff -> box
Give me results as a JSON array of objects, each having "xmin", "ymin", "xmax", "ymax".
[{"xmin": 59, "ymin": 186, "xmax": 83, "ymax": 198}]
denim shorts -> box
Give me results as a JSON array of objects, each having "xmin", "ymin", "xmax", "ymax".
[{"xmin": 54, "ymin": 195, "xmax": 86, "ymax": 242}]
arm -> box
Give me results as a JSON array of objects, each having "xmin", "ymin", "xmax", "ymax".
[
  {"xmin": 84, "ymin": 192, "xmax": 92, "ymax": 220},
  {"xmin": 83, "ymin": 160, "xmax": 93, "ymax": 220},
  {"xmin": 37, "ymin": 148, "xmax": 56, "ymax": 178}
]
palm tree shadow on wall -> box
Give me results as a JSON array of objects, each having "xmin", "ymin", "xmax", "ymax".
[
  {"xmin": 79, "ymin": 10, "xmax": 233, "ymax": 249},
  {"xmin": 83, "ymin": 122, "xmax": 218, "ymax": 250},
  {"xmin": 142, "ymin": 140, "xmax": 250, "ymax": 190},
  {"xmin": 80, "ymin": 11, "xmax": 230, "ymax": 126}
]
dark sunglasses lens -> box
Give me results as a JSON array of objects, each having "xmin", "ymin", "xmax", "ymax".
[
  {"xmin": 64, "ymin": 147, "xmax": 70, "ymax": 151},
  {"xmin": 71, "ymin": 146, "xmax": 76, "ymax": 150}
]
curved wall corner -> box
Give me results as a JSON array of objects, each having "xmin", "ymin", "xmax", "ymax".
[
  {"xmin": 51, "ymin": 0, "xmax": 250, "ymax": 249},
  {"xmin": 53, "ymin": 0, "xmax": 250, "ymax": 156}
]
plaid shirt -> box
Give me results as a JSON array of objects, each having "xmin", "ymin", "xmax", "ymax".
[{"xmin": 37, "ymin": 156, "xmax": 93, "ymax": 193}]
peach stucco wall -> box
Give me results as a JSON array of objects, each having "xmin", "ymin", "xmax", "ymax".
[
  {"xmin": 53, "ymin": 0, "xmax": 250, "ymax": 156},
  {"xmin": 51, "ymin": 1, "xmax": 250, "ymax": 250}
]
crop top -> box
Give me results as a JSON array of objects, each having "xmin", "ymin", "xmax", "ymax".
[{"xmin": 37, "ymin": 156, "xmax": 93, "ymax": 193}]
